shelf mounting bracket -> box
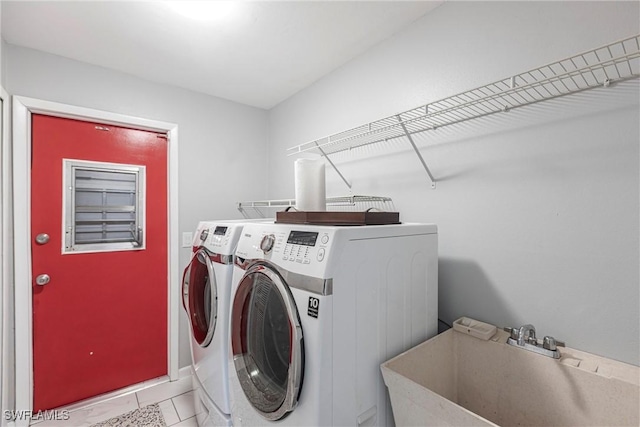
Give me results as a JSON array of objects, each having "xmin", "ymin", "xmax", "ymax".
[
  {"xmin": 315, "ymin": 141, "xmax": 352, "ymax": 189},
  {"xmin": 396, "ymin": 115, "xmax": 436, "ymax": 189}
]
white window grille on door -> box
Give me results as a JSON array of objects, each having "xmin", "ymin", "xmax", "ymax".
[{"xmin": 63, "ymin": 159, "xmax": 145, "ymax": 254}]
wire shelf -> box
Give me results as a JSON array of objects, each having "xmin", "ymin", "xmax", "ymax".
[
  {"xmin": 237, "ymin": 195, "xmax": 395, "ymax": 218},
  {"xmin": 287, "ymin": 35, "xmax": 640, "ymax": 188}
]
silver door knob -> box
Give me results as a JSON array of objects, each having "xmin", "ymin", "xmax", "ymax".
[
  {"xmin": 35, "ymin": 274, "xmax": 50, "ymax": 286},
  {"xmin": 35, "ymin": 233, "xmax": 50, "ymax": 245}
]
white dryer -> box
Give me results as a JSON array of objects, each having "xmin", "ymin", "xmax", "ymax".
[
  {"xmin": 228, "ymin": 222, "xmax": 438, "ymax": 426},
  {"xmin": 182, "ymin": 221, "xmax": 247, "ymax": 427}
]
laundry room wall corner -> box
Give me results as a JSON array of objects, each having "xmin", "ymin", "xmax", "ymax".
[{"xmin": 267, "ymin": 2, "xmax": 640, "ymax": 366}]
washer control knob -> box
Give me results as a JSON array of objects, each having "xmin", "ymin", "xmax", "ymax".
[{"xmin": 260, "ymin": 234, "xmax": 276, "ymax": 254}]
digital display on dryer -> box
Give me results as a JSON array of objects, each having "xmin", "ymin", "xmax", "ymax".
[
  {"xmin": 214, "ymin": 226, "xmax": 228, "ymax": 236},
  {"xmin": 287, "ymin": 231, "xmax": 318, "ymax": 246}
]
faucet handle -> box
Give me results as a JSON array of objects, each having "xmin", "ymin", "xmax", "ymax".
[
  {"xmin": 503, "ymin": 327, "xmax": 519, "ymax": 340},
  {"xmin": 543, "ymin": 336, "xmax": 565, "ymax": 351}
]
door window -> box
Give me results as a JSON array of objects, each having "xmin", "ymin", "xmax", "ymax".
[{"xmin": 63, "ymin": 159, "xmax": 145, "ymax": 253}]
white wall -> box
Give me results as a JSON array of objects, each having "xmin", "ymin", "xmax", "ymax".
[
  {"xmin": 0, "ymin": 17, "xmax": 3, "ymax": 86},
  {"xmin": 4, "ymin": 44, "xmax": 270, "ymax": 369},
  {"xmin": 268, "ymin": 2, "xmax": 640, "ymax": 365}
]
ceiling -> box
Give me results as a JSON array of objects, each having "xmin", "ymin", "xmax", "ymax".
[{"xmin": 1, "ymin": 1, "xmax": 442, "ymax": 109}]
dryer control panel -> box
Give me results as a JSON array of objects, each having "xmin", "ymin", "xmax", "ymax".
[
  {"xmin": 236, "ymin": 223, "xmax": 336, "ymax": 277},
  {"xmin": 207, "ymin": 225, "xmax": 231, "ymax": 249},
  {"xmin": 193, "ymin": 221, "xmax": 245, "ymax": 256},
  {"xmin": 282, "ymin": 230, "xmax": 330, "ymax": 264}
]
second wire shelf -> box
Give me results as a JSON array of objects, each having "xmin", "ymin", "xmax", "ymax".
[
  {"xmin": 237, "ymin": 195, "xmax": 395, "ymax": 219},
  {"xmin": 287, "ymin": 34, "xmax": 640, "ymax": 189}
]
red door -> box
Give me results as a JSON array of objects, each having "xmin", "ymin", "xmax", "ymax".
[{"xmin": 30, "ymin": 114, "xmax": 168, "ymax": 411}]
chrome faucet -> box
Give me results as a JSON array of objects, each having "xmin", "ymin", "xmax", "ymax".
[
  {"xmin": 505, "ymin": 323, "xmax": 564, "ymax": 359},
  {"xmin": 517, "ymin": 324, "xmax": 536, "ymax": 346}
]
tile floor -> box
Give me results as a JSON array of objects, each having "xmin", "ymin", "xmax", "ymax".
[{"xmin": 30, "ymin": 370, "xmax": 197, "ymax": 427}]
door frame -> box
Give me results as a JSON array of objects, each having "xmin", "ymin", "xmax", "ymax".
[
  {"xmin": 12, "ymin": 96, "xmax": 180, "ymax": 413},
  {"xmin": 1, "ymin": 86, "xmax": 12, "ymax": 426}
]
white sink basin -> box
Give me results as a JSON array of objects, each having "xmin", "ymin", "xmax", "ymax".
[{"xmin": 381, "ymin": 322, "xmax": 639, "ymax": 426}]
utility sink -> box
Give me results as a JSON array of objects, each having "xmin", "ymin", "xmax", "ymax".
[{"xmin": 381, "ymin": 319, "xmax": 639, "ymax": 426}]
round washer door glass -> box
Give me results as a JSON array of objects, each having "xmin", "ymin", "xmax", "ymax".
[
  {"xmin": 184, "ymin": 249, "xmax": 218, "ymax": 347},
  {"xmin": 230, "ymin": 264, "xmax": 303, "ymax": 421}
]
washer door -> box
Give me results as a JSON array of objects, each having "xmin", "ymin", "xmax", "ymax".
[
  {"xmin": 182, "ymin": 248, "xmax": 218, "ymax": 347},
  {"xmin": 230, "ymin": 263, "xmax": 304, "ymax": 421}
]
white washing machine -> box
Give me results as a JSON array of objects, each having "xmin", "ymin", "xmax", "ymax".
[
  {"xmin": 228, "ymin": 222, "xmax": 438, "ymax": 426},
  {"xmin": 182, "ymin": 220, "xmax": 249, "ymax": 427}
]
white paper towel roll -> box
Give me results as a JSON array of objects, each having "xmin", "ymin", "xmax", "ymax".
[{"xmin": 294, "ymin": 159, "xmax": 326, "ymax": 211}]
